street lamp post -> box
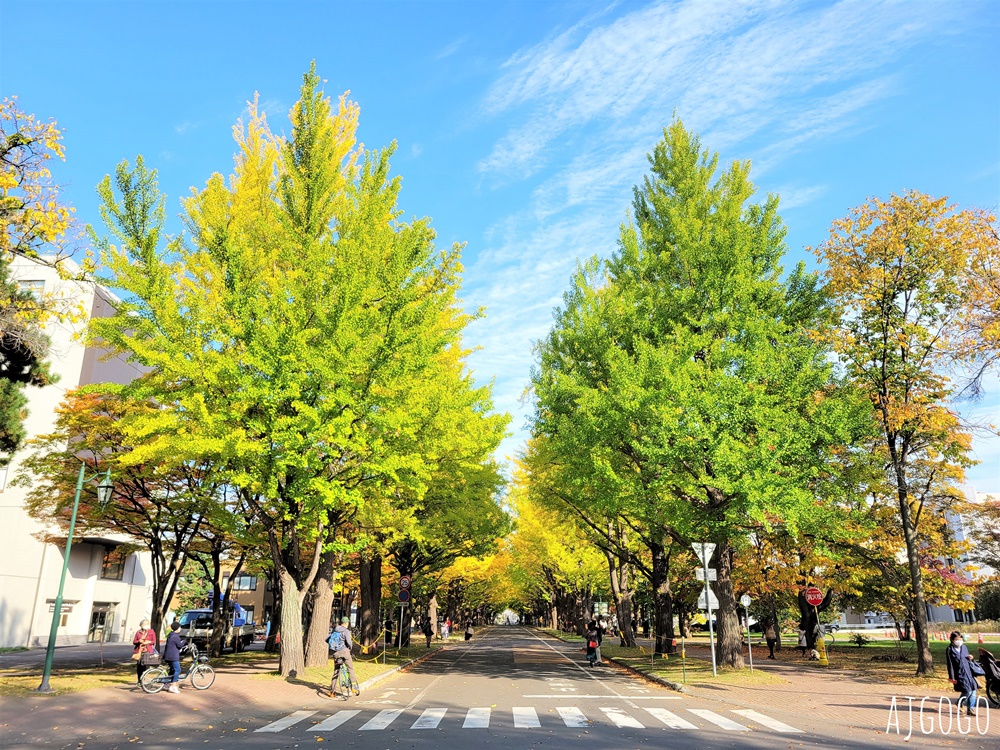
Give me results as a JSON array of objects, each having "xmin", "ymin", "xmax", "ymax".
[{"xmin": 36, "ymin": 463, "xmax": 112, "ymax": 693}]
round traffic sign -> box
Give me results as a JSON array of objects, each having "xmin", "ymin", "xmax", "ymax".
[
  {"xmin": 400, "ymin": 576, "xmax": 411, "ymax": 589},
  {"xmin": 804, "ymin": 587, "xmax": 824, "ymax": 606},
  {"xmin": 398, "ymin": 589, "xmax": 411, "ymax": 603},
  {"xmin": 739, "ymin": 594, "xmax": 752, "ymax": 608}
]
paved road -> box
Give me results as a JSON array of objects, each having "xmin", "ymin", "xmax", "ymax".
[{"xmin": 2, "ymin": 627, "xmax": 989, "ymax": 748}]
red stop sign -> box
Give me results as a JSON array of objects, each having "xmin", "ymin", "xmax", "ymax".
[{"xmin": 804, "ymin": 587, "xmax": 824, "ymax": 606}]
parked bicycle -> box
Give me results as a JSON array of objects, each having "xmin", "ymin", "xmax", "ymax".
[{"xmin": 140, "ymin": 643, "xmax": 215, "ymax": 693}]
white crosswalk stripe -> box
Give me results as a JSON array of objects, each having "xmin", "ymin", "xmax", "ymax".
[
  {"xmin": 309, "ymin": 710, "xmax": 360, "ymax": 731},
  {"xmin": 255, "ymin": 710, "xmax": 316, "ymax": 733},
  {"xmin": 557, "ymin": 706, "xmax": 589, "ymax": 727},
  {"xmin": 644, "ymin": 707, "xmax": 698, "ymax": 729},
  {"xmin": 512, "ymin": 706, "xmax": 540, "ymax": 728},
  {"xmin": 411, "ymin": 707, "xmax": 448, "ymax": 729},
  {"xmin": 732, "ymin": 709, "xmax": 803, "ymax": 733},
  {"xmin": 601, "ymin": 706, "xmax": 645, "ymax": 728},
  {"xmin": 256, "ymin": 705, "xmax": 802, "ymax": 734},
  {"xmin": 688, "ymin": 709, "xmax": 750, "ymax": 730},
  {"xmin": 463, "ymin": 707, "xmax": 491, "ymax": 728},
  {"xmin": 359, "ymin": 709, "xmax": 404, "ymax": 730}
]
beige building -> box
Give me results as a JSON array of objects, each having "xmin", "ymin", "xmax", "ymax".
[{"xmin": 0, "ymin": 255, "xmax": 151, "ymax": 648}]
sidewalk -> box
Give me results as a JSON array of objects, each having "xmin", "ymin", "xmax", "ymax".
[{"xmin": 0, "ymin": 648, "xmax": 440, "ymax": 747}]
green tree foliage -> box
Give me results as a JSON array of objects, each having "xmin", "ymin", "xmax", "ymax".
[
  {"xmin": 86, "ymin": 65, "xmax": 506, "ymax": 676},
  {"xmin": 531, "ymin": 119, "xmax": 863, "ymax": 668}
]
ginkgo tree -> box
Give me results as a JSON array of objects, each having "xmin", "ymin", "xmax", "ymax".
[
  {"xmin": 531, "ymin": 119, "xmax": 864, "ymax": 668},
  {"xmin": 87, "ymin": 65, "xmax": 506, "ymax": 676}
]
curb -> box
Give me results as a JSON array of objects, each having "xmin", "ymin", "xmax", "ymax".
[
  {"xmin": 357, "ymin": 647, "xmax": 443, "ymax": 692},
  {"xmin": 536, "ymin": 628, "xmax": 686, "ymax": 693}
]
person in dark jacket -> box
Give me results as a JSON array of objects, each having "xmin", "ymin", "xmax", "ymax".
[
  {"xmin": 765, "ymin": 623, "xmax": 778, "ymax": 660},
  {"xmin": 946, "ymin": 631, "xmax": 979, "ymax": 715},
  {"xmin": 162, "ymin": 621, "xmax": 186, "ymax": 693},
  {"xmin": 585, "ymin": 621, "xmax": 599, "ymax": 667}
]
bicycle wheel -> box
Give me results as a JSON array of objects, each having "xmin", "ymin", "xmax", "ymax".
[
  {"xmin": 190, "ymin": 664, "xmax": 216, "ymax": 690},
  {"xmin": 987, "ymin": 681, "xmax": 1000, "ymax": 708},
  {"xmin": 140, "ymin": 667, "xmax": 167, "ymax": 694}
]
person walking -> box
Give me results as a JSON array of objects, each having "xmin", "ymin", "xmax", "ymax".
[
  {"xmin": 946, "ymin": 631, "xmax": 980, "ymax": 716},
  {"xmin": 328, "ymin": 616, "xmax": 360, "ymax": 696},
  {"xmin": 595, "ymin": 617, "xmax": 605, "ymax": 665},
  {"xmin": 585, "ymin": 621, "xmax": 599, "ymax": 667},
  {"xmin": 464, "ymin": 619, "xmax": 474, "ymax": 641},
  {"xmin": 797, "ymin": 627, "xmax": 808, "ymax": 657},
  {"xmin": 421, "ymin": 616, "xmax": 433, "ymax": 647},
  {"xmin": 442, "ymin": 618, "xmax": 451, "ymax": 641},
  {"xmin": 132, "ymin": 619, "xmax": 156, "ymax": 684},
  {"xmin": 162, "ymin": 621, "xmax": 186, "ymax": 694},
  {"xmin": 765, "ymin": 622, "xmax": 778, "ymax": 660},
  {"xmin": 384, "ymin": 616, "xmax": 394, "ymax": 648}
]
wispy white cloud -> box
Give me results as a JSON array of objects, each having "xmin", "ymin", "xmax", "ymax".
[
  {"xmin": 410, "ymin": 143, "xmax": 424, "ymax": 158},
  {"xmin": 436, "ymin": 36, "xmax": 468, "ymax": 60},
  {"xmin": 477, "ymin": 0, "xmax": 956, "ymax": 182},
  {"xmin": 174, "ymin": 120, "xmax": 199, "ymax": 135}
]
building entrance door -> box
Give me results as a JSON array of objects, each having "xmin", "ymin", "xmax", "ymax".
[{"xmin": 88, "ymin": 603, "xmax": 116, "ymax": 642}]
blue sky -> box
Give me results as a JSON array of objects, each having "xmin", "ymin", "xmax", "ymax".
[{"xmin": 2, "ymin": 0, "xmax": 998, "ymax": 490}]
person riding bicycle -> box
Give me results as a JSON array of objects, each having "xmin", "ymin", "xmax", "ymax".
[{"xmin": 328, "ymin": 616, "xmax": 359, "ymax": 696}]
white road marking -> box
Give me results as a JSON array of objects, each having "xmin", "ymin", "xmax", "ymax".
[
  {"xmin": 601, "ymin": 706, "xmax": 645, "ymax": 728},
  {"xmin": 309, "ymin": 710, "xmax": 360, "ymax": 731},
  {"xmin": 359, "ymin": 709, "xmax": 404, "ymax": 730},
  {"xmin": 255, "ymin": 710, "xmax": 316, "ymax": 733},
  {"xmin": 732, "ymin": 709, "xmax": 803, "ymax": 733},
  {"xmin": 688, "ymin": 709, "xmax": 749, "ymax": 731},
  {"xmin": 644, "ymin": 707, "xmax": 698, "ymax": 729},
  {"xmin": 512, "ymin": 706, "xmax": 541, "ymax": 728},
  {"xmin": 411, "ymin": 707, "xmax": 448, "ymax": 729},
  {"xmin": 522, "ymin": 694, "xmax": 681, "ymax": 699},
  {"xmin": 463, "ymin": 707, "xmax": 491, "ymax": 728},
  {"xmin": 557, "ymin": 707, "xmax": 589, "ymax": 727}
]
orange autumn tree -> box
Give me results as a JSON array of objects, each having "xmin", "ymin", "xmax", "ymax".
[{"xmin": 813, "ymin": 191, "xmax": 991, "ymax": 677}]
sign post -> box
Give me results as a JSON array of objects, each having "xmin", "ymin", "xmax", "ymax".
[
  {"xmin": 397, "ymin": 576, "xmax": 412, "ymax": 649},
  {"xmin": 692, "ymin": 542, "xmax": 717, "ymax": 677},
  {"xmin": 804, "ymin": 586, "xmax": 828, "ymax": 667},
  {"xmin": 740, "ymin": 593, "xmax": 753, "ymax": 672}
]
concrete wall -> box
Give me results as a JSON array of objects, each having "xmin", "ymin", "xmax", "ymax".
[{"xmin": 0, "ymin": 256, "xmax": 153, "ymax": 648}]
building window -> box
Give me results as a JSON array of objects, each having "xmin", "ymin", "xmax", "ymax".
[
  {"xmin": 232, "ymin": 575, "xmax": 257, "ymax": 591},
  {"xmin": 242, "ymin": 606, "xmax": 255, "ymax": 625},
  {"xmin": 100, "ymin": 547, "xmax": 127, "ymax": 580},
  {"xmin": 16, "ymin": 280, "xmax": 45, "ymax": 299}
]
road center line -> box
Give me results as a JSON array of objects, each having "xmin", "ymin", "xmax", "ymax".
[{"xmin": 521, "ymin": 627, "xmax": 646, "ymax": 710}]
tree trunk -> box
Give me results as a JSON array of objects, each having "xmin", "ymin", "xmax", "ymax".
[
  {"xmin": 713, "ymin": 539, "xmax": 744, "ymax": 668},
  {"xmin": 304, "ymin": 551, "xmax": 336, "ymax": 668},
  {"xmin": 606, "ymin": 552, "xmax": 636, "ymax": 647},
  {"xmin": 650, "ymin": 541, "xmax": 677, "ymax": 655},
  {"xmin": 358, "ymin": 553, "xmax": 382, "ymax": 647},
  {"xmin": 550, "ymin": 597, "xmax": 558, "ymax": 630},
  {"xmin": 428, "ymin": 594, "xmax": 439, "ymax": 638},
  {"xmin": 277, "ymin": 567, "xmax": 306, "ymax": 677},
  {"xmin": 898, "ymin": 487, "xmax": 934, "ymax": 675},
  {"xmin": 678, "ymin": 602, "xmax": 691, "ymax": 639}
]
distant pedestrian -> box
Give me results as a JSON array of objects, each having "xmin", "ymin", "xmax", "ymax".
[
  {"xmin": 592, "ymin": 618, "xmax": 605, "ymax": 665},
  {"xmin": 421, "ymin": 616, "xmax": 433, "ymax": 647},
  {"xmin": 946, "ymin": 631, "xmax": 980, "ymax": 716},
  {"xmin": 384, "ymin": 616, "xmax": 393, "ymax": 648},
  {"xmin": 442, "ymin": 618, "xmax": 451, "ymax": 640},
  {"xmin": 162, "ymin": 621, "xmax": 186, "ymax": 694},
  {"xmin": 797, "ymin": 628, "xmax": 807, "ymax": 657},
  {"xmin": 642, "ymin": 617, "xmax": 650, "ymax": 638},
  {"xmin": 585, "ymin": 621, "xmax": 599, "ymax": 667},
  {"xmin": 464, "ymin": 619, "xmax": 474, "ymax": 641},
  {"xmin": 132, "ymin": 619, "xmax": 156, "ymax": 684},
  {"xmin": 765, "ymin": 623, "xmax": 777, "ymax": 660}
]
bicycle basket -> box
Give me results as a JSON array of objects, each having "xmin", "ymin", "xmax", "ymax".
[
  {"xmin": 140, "ymin": 651, "xmax": 161, "ymax": 667},
  {"xmin": 198, "ymin": 655, "xmax": 209, "ymax": 664}
]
